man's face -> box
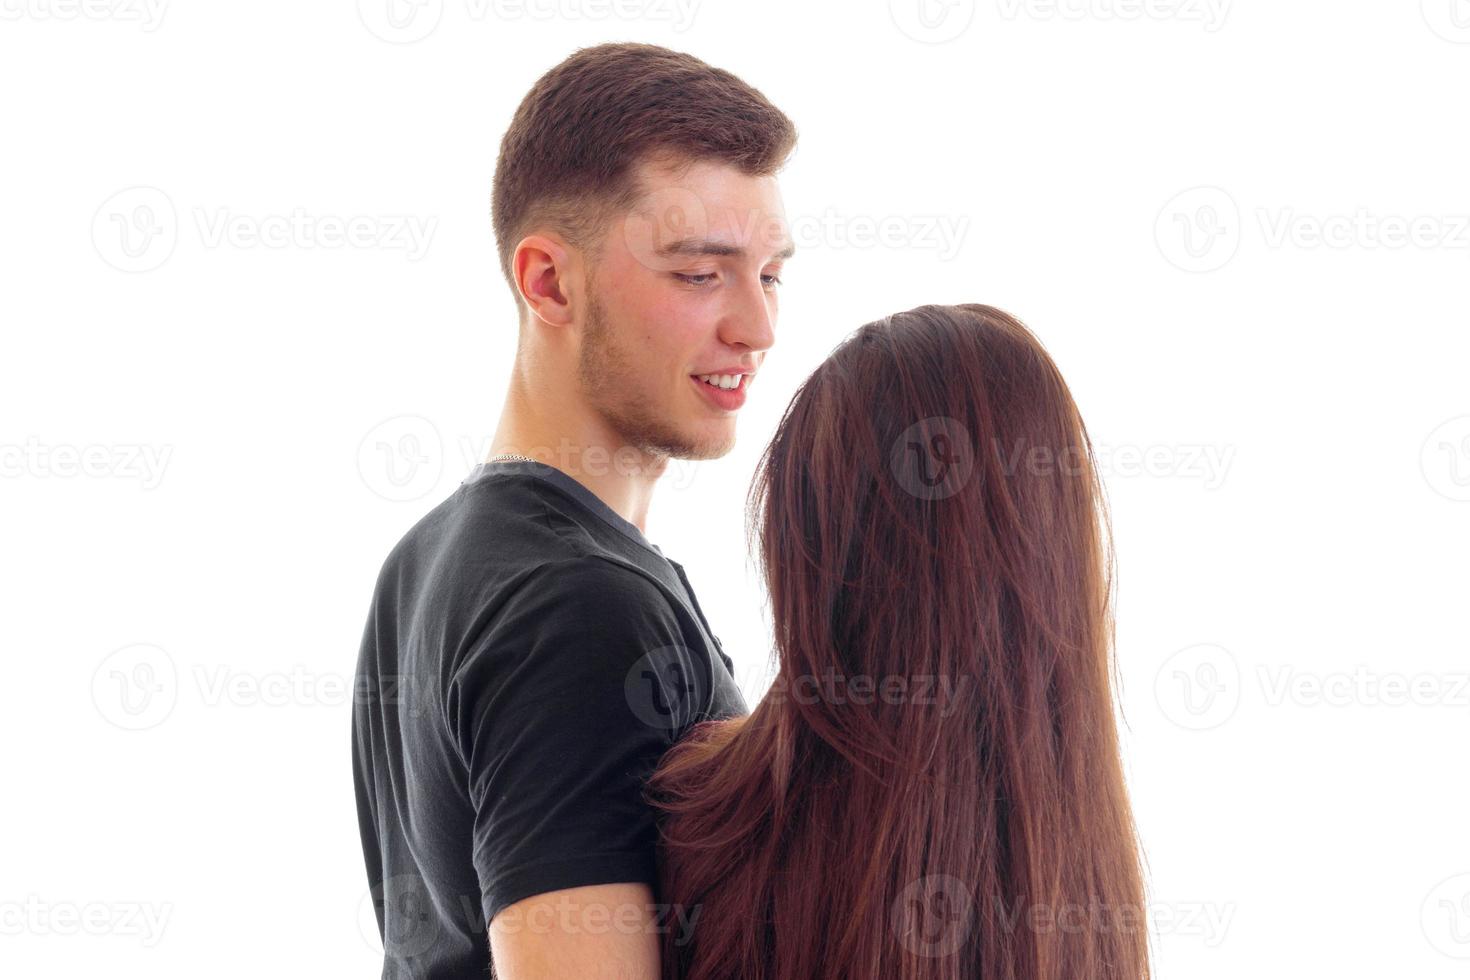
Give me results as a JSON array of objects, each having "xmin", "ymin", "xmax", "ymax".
[{"xmin": 576, "ymin": 155, "xmax": 791, "ymax": 462}]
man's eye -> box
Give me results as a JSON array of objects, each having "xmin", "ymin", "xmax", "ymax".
[
  {"xmin": 762, "ymin": 273, "xmax": 783, "ymax": 287},
  {"xmin": 673, "ymin": 273, "xmax": 716, "ymax": 286}
]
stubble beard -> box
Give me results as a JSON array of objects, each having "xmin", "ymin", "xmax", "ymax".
[{"xmin": 578, "ymin": 287, "xmax": 735, "ymax": 465}]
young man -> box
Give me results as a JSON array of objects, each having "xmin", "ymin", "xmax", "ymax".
[{"xmin": 352, "ymin": 43, "xmax": 796, "ymax": 978}]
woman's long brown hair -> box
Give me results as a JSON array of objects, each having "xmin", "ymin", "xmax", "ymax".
[{"xmin": 648, "ymin": 304, "xmax": 1151, "ymax": 980}]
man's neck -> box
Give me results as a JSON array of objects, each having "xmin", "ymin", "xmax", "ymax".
[{"xmin": 488, "ymin": 381, "xmax": 667, "ymax": 534}]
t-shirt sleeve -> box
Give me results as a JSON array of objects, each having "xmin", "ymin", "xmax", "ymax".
[{"xmin": 446, "ymin": 556, "xmax": 712, "ymax": 929}]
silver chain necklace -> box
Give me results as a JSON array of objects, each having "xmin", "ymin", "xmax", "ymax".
[{"xmin": 486, "ymin": 453, "xmax": 541, "ymax": 465}]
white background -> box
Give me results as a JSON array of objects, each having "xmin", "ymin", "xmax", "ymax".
[{"xmin": 3, "ymin": 1, "xmax": 1468, "ymax": 976}]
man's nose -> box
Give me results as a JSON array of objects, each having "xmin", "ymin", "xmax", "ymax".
[{"xmin": 723, "ymin": 276, "xmax": 776, "ymax": 353}]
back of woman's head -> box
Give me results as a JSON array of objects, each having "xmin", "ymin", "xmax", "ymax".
[{"xmin": 649, "ymin": 304, "xmax": 1151, "ymax": 980}]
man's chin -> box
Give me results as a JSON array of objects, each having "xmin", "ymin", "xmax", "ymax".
[
  {"xmin": 681, "ymin": 421, "xmax": 740, "ymax": 461},
  {"xmin": 643, "ymin": 430, "xmax": 734, "ymax": 464},
  {"xmin": 600, "ymin": 402, "xmax": 737, "ymax": 465}
]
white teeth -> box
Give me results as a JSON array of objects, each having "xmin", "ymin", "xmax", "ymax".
[{"xmin": 697, "ymin": 373, "xmax": 742, "ymax": 391}]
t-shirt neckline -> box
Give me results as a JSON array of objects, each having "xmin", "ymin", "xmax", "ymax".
[{"xmin": 462, "ymin": 459, "xmax": 666, "ymax": 559}]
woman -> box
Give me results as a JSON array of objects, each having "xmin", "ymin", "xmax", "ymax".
[{"xmin": 647, "ymin": 304, "xmax": 1152, "ymax": 980}]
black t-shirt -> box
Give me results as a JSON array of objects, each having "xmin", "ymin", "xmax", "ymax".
[{"xmin": 352, "ymin": 459, "xmax": 748, "ymax": 978}]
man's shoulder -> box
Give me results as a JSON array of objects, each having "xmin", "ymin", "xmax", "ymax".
[{"xmin": 376, "ymin": 474, "xmax": 577, "ymax": 583}]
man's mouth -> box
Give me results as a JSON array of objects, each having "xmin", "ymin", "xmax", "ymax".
[
  {"xmin": 689, "ymin": 372, "xmax": 751, "ymax": 411},
  {"xmin": 693, "ymin": 372, "xmax": 747, "ymax": 391}
]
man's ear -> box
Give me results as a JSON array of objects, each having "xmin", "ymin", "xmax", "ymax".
[{"xmin": 513, "ymin": 233, "xmax": 578, "ymax": 328}]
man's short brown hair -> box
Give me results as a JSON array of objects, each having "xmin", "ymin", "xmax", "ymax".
[{"xmin": 491, "ymin": 42, "xmax": 797, "ymax": 312}]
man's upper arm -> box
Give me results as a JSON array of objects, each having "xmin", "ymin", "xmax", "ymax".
[
  {"xmin": 488, "ymin": 881, "xmax": 660, "ymax": 980},
  {"xmin": 448, "ymin": 557, "xmax": 706, "ymax": 972}
]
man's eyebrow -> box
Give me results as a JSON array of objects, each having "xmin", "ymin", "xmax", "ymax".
[{"xmin": 655, "ymin": 238, "xmax": 797, "ymax": 261}]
